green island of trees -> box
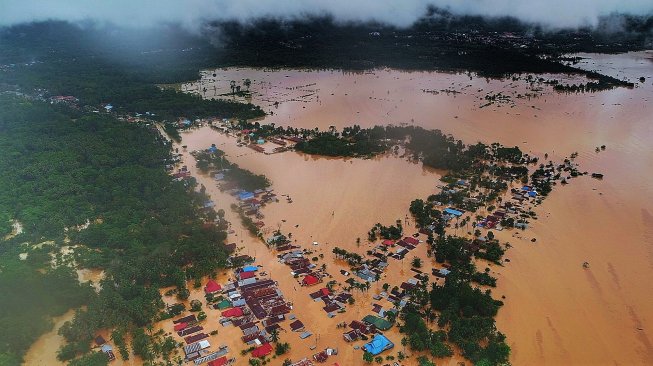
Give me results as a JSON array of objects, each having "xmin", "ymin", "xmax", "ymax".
[
  {"xmin": 397, "ymin": 234, "xmax": 510, "ymax": 366},
  {"xmin": 193, "ymin": 148, "xmax": 271, "ymax": 192}
]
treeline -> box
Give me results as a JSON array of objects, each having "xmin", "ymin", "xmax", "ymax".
[
  {"xmin": 0, "ymin": 95, "xmax": 230, "ymax": 364},
  {"xmin": 212, "ymin": 16, "xmax": 646, "ymax": 81}
]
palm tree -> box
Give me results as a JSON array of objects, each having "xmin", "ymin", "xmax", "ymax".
[
  {"xmin": 270, "ymin": 328, "xmax": 280, "ymax": 343},
  {"xmin": 244, "ymin": 78, "xmax": 251, "ymax": 91}
]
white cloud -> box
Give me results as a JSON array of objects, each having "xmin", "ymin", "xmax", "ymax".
[{"xmin": 0, "ymin": 0, "xmax": 651, "ymax": 29}]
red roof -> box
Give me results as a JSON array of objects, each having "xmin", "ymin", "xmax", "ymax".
[
  {"xmin": 320, "ymin": 288, "xmax": 330, "ymax": 296},
  {"xmin": 208, "ymin": 357, "xmax": 227, "ymax": 366},
  {"xmin": 302, "ymin": 275, "xmax": 319, "ymax": 286},
  {"xmin": 251, "ymin": 343, "xmax": 273, "ymax": 358},
  {"xmin": 239, "ymin": 271, "xmax": 256, "ymax": 280},
  {"xmin": 204, "ymin": 279, "xmax": 222, "ymax": 294},
  {"xmin": 221, "ymin": 307, "xmax": 244, "ymax": 318},
  {"xmin": 403, "ymin": 237, "xmax": 419, "ymax": 245},
  {"xmin": 173, "ymin": 322, "xmax": 187, "ymax": 332},
  {"xmin": 382, "ymin": 239, "xmax": 395, "ymax": 246}
]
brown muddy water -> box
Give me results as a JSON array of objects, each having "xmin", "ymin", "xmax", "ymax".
[
  {"xmin": 24, "ymin": 51, "xmax": 653, "ymax": 365},
  {"xmin": 181, "ymin": 51, "xmax": 653, "ymax": 365}
]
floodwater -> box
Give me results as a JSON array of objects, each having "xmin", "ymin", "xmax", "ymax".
[
  {"xmin": 180, "ymin": 51, "xmax": 653, "ymax": 365},
  {"xmin": 23, "ymin": 310, "xmax": 75, "ymax": 366},
  {"xmin": 23, "ymin": 51, "xmax": 653, "ymax": 365},
  {"xmin": 177, "ymin": 129, "xmax": 450, "ymax": 365}
]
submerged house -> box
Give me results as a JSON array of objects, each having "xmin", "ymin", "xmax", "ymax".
[{"xmin": 363, "ymin": 334, "xmax": 394, "ymax": 355}]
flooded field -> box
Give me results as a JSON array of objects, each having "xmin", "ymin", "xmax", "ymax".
[{"xmin": 181, "ymin": 51, "xmax": 653, "ymax": 365}]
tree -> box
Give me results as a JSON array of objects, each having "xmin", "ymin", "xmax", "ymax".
[
  {"xmin": 412, "ymin": 257, "xmax": 422, "ymax": 268},
  {"xmin": 244, "ymin": 78, "xmax": 252, "ymax": 91},
  {"xmin": 67, "ymin": 352, "xmax": 108, "ymax": 366},
  {"xmin": 270, "ymin": 328, "xmax": 280, "ymax": 343},
  {"xmin": 363, "ymin": 351, "xmax": 374, "ymax": 363},
  {"xmin": 190, "ymin": 299, "xmax": 202, "ymax": 312},
  {"xmin": 230, "ymin": 80, "xmax": 236, "ymax": 94},
  {"xmin": 275, "ymin": 342, "xmax": 290, "ymax": 356}
]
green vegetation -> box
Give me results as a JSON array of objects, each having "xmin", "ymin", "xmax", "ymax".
[
  {"xmin": 401, "ymin": 311, "xmax": 453, "ymax": 358},
  {"xmin": 295, "ymin": 126, "xmax": 388, "ymax": 157},
  {"xmin": 67, "ymin": 352, "xmax": 108, "ymax": 366},
  {"xmin": 0, "ymin": 95, "xmax": 230, "ymax": 363},
  {"xmin": 368, "ymin": 221, "xmax": 403, "ymax": 241},
  {"xmin": 274, "ymin": 342, "xmax": 290, "ymax": 356},
  {"xmin": 194, "ymin": 149, "xmax": 271, "ymax": 192}
]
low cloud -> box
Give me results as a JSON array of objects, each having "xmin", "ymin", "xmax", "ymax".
[{"xmin": 1, "ymin": 0, "xmax": 652, "ymax": 30}]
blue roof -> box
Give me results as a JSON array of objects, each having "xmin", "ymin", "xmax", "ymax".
[
  {"xmin": 238, "ymin": 192, "xmax": 254, "ymax": 200},
  {"xmin": 444, "ymin": 208, "xmax": 463, "ymax": 217},
  {"xmin": 364, "ymin": 334, "xmax": 393, "ymax": 355},
  {"xmin": 528, "ymin": 191, "xmax": 537, "ymax": 197},
  {"xmin": 242, "ymin": 265, "xmax": 258, "ymax": 272}
]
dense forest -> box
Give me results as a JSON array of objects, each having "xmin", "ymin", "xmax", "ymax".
[
  {"xmin": 0, "ymin": 22, "xmax": 264, "ymax": 122},
  {"xmin": 0, "ymin": 95, "xmax": 230, "ymax": 365},
  {"xmin": 1, "ymin": 14, "xmax": 645, "ymax": 104}
]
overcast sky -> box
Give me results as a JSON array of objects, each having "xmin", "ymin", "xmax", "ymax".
[{"xmin": 1, "ymin": 0, "xmax": 652, "ymax": 30}]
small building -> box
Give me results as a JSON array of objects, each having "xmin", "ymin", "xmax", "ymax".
[
  {"xmin": 251, "ymin": 343, "xmax": 273, "ymax": 358},
  {"xmin": 221, "ymin": 307, "xmax": 244, "ymax": 318},
  {"xmin": 362, "ymin": 315, "xmax": 392, "ymax": 331},
  {"xmin": 302, "ymin": 275, "xmax": 319, "ymax": 286},
  {"xmin": 238, "ymin": 192, "xmax": 255, "ymax": 201},
  {"xmin": 205, "ymin": 280, "xmax": 222, "ymax": 295},
  {"xmin": 444, "ymin": 208, "xmax": 463, "ymax": 217},
  {"xmin": 289, "ymin": 319, "xmax": 305, "ymax": 332},
  {"xmin": 363, "ymin": 334, "xmax": 394, "ymax": 355}
]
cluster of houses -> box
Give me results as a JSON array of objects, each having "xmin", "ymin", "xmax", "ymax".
[
  {"xmin": 381, "ymin": 236, "xmax": 422, "ymax": 262},
  {"xmin": 207, "ymin": 119, "xmax": 305, "ymax": 155},
  {"xmin": 276, "ymin": 246, "xmax": 354, "ymax": 317},
  {"xmin": 340, "ymin": 316, "xmax": 395, "ymax": 357},
  {"xmin": 215, "ymin": 177, "xmax": 278, "ymax": 224},
  {"xmin": 244, "ymin": 134, "xmax": 303, "ymax": 154},
  {"xmin": 207, "ymin": 258, "xmax": 296, "ymax": 360},
  {"xmin": 170, "ymin": 312, "xmax": 232, "ymax": 365}
]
